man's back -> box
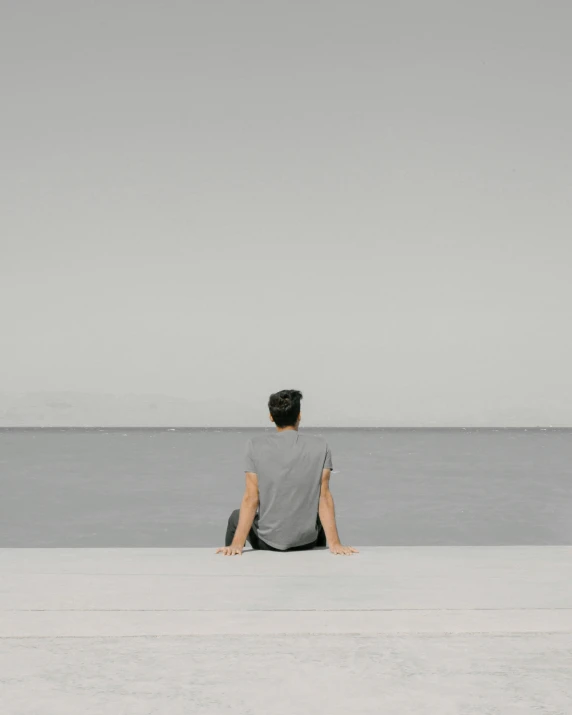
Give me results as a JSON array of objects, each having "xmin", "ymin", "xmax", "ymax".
[{"xmin": 244, "ymin": 430, "xmax": 332, "ymax": 550}]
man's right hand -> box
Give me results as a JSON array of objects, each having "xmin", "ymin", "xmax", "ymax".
[{"xmin": 329, "ymin": 543, "xmax": 359, "ymax": 555}]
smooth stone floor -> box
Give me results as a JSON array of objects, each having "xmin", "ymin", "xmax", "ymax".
[{"xmin": 1, "ymin": 546, "xmax": 571, "ymax": 714}]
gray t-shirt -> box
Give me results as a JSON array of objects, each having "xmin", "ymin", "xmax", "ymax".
[{"xmin": 244, "ymin": 430, "xmax": 333, "ymax": 550}]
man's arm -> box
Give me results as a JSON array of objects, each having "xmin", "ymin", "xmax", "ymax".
[
  {"xmin": 230, "ymin": 472, "xmax": 259, "ymax": 548},
  {"xmin": 318, "ymin": 469, "xmax": 358, "ymax": 554},
  {"xmin": 318, "ymin": 468, "xmax": 342, "ymax": 546}
]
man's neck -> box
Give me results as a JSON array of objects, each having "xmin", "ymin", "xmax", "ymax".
[{"xmin": 276, "ymin": 426, "xmax": 298, "ymax": 432}]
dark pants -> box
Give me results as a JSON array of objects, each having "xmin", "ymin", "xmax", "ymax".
[{"xmin": 225, "ymin": 508, "xmax": 327, "ymax": 551}]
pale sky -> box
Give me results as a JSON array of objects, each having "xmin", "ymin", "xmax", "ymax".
[{"xmin": 1, "ymin": 1, "xmax": 571, "ymax": 426}]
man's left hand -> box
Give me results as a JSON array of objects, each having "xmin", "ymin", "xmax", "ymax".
[{"xmin": 216, "ymin": 545, "xmax": 243, "ymax": 556}]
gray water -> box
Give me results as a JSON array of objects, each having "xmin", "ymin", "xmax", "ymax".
[{"xmin": 0, "ymin": 428, "xmax": 570, "ymax": 547}]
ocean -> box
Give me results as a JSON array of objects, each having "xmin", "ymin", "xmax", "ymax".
[{"xmin": 0, "ymin": 428, "xmax": 570, "ymax": 547}]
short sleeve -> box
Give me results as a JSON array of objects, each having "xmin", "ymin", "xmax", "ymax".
[
  {"xmin": 323, "ymin": 442, "xmax": 333, "ymax": 470},
  {"xmin": 244, "ymin": 438, "xmax": 257, "ymax": 473}
]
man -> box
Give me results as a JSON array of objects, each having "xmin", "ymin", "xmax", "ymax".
[{"xmin": 216, "ymin": 389, "xmax": 358, "ymax": 556}]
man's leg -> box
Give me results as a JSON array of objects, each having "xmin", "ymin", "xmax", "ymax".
[
  {"xmin": 315, "ymin": 513, "xmax": 327, "ymax": 547},
  {"xmin": 225, "ymin": 510, "xmax": 327, "ymax": 551},
  {"xmin": 225, "ymin": 509, "xmax": 240, "ymax": 546},
  {"xmin": 225, "ymin": 509, "xmax": 272, "ymax": 549}
]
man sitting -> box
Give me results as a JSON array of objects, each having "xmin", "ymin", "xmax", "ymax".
[{"xmin": 217, "ymin": 389, "xmax": 358, "ymax": 556}]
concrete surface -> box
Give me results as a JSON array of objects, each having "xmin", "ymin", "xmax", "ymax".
[{"xmin": 1, "ymin": 546, "xmax": 572, "ymax": 714}]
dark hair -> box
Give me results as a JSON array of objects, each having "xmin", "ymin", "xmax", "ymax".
[{"xmin": 268, "ymin": 389, "xmax": 303, "ymax": 428}]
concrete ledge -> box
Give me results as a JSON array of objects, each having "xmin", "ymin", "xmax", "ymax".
[
  {"xmin": 2, "ymin": 546, "xmax": 572, "ymax": 634},
  {"xmin": 2, "ymin": 545, "xmax": 571, "ymax": 575},
  {"xmin": 1, "ymin": 547, "xmax": 571, "ymax": 612},
  {"xmin": 2, "ymin": 547, "xmax": 572, "ymax": 714},
  {"xmin": 2, "ymin": 608, "xmax": 572, "ymax": 638}
]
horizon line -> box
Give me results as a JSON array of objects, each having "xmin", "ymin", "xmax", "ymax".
[{"xmin": 0, "ymin": 425, "xmax": 569, "ymax": 430}]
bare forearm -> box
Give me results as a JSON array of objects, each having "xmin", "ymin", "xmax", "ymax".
[
  {"xmin": 318, "ymin": 493, "xmax": 341, "ymax": 546},
  {"xmin": 231, "ymin": 498, "xmax": 259, "ymax": 547}
]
